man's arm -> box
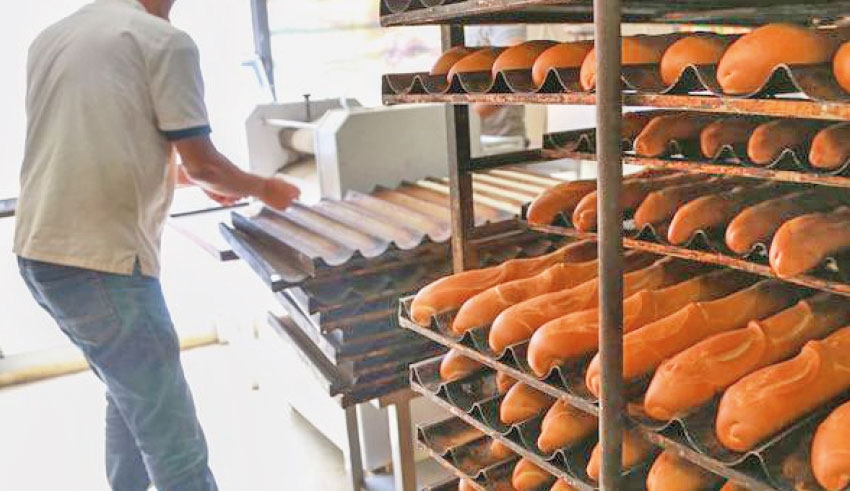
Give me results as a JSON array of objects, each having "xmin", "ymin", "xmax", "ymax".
[{"xmin": 174, "ymin": 135, "xmax": 300, "ymax": 210}]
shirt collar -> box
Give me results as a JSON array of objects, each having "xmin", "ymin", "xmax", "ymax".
[{"xmin": 97, "ymin": 0, "xmax": 146, "ymax": 12}]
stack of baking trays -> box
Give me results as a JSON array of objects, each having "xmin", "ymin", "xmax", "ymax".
[
  {"xmin": 219, "ymin": 168, "xmax": 572, "ymax": 406},
  {"xmin": 397, "ymin": 167, "xmax": 850, "ymax": 490}
]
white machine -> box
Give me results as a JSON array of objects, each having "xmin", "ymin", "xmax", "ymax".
[{"xmin": 246, "ymin": 97, "xmax": 481, "ymax": 200}]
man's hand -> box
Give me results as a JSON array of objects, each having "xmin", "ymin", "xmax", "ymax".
[
  {"xmin": 203, "ymin": 189, "xmax": 243, "ymax": 207},
  {"xmin": 260, "ymin": 178, "xmax": 301, "ymax": 210}
]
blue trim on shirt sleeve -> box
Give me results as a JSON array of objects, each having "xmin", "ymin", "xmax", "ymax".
[{"xmin": 161, "ymin": 125, "xmax": 212, "ymax": 142}]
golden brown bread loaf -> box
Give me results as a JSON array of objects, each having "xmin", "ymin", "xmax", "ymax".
[
  {"xmin": 537, "ymin": 400, "xmax": 598, "ymax": 453},
  {"xmin": 531, "ymin": 41, "xmax": 595, "ymax": 87},
  {"xmin": 586, "ymin": 430, "xmax": 655, "ymax": 481},
  {"xmin": 527, "ymin": 269, "xmax": 754, "ymax": 377},
  {"xmin": 646, "ymin": 451, "xmax": 722, "ymax": 491},
  {"xmin": 716, "ymin": 326, "xmax": 850, "ymax": 452},
  {"xmin": 747, "ymin": 119, "xmax": 823, "ymax": 166},
  {"xmin": 496, "ymin": 371, "xmax": 517, "ymax": 395},
  {"xmin": 810, "ymin": 123, "xmax": 850, "ymax": 170},
  {"xmin": 769, "ymin": 206, "xmax": 850, "ymax": 278},
  {"xmin": 633, "ymin": 113, "xmax": 716, "ymax": 158},
  {"xmin": 573, "ymin": 173, "xmax": 706, "ymax": 232},
  {"xmin": 586, "ymin": 279, "xmax": 802, "ymax": 397},
  {"xmin": 512, "ymin": 458, "xmax": 552, "ymax": 491},
  {"xmin": 720, "ymin": 482, "xmax": 750, "ymax": 491},
  {"xmin": 725, "ymin": 189, "xmax": 846, "ymax": 254},
  {"xmin": 490, "ymin": 438, "xmax": 514, "ymax": 460},
  {"xmin": 458, "ymin": 479, "xmax": 476, "ymax": 491},
  {"xmin": 834, "ymin": 41, "xmax": 850, "ymax": 94},
  {"xmin": 550, "ymin": 479, "xmax": 577, "ymax": 491},
  {"xmin": 812, "ymin": 401, "xmax": 850, "ymax": 491},
  {"xmin": 526, "ymin": 179, "xmax": 598, "ymax": 226},
  {"xmin": 452, "ymin": 257, "xmax": 599, "ymax": 334},
  {"xmin": 500, "ymin": 382, "xmax": 555, "ymax": 425},
  {"xmin": 717, "ymin": 24, "xmax": 845, "ymax": 95},
  {"xmin": 667, "ymin": 183, "xmax": 790, "ymax": 245},
  {"xmin": 492, "ymin": 40, "xmax": 559, "ymax": 77},
  {"xmin": 699, "ymin": 117, "xmax": 762, "ymax": 159},
  {"xmin": 633, "ymin": 178, "xmax": 744, "ymax": 228},
  {"xmin": 660, "ymin": 33, "xmax": 735, "ymax": 86},
  {"xmin": 581, "ymin": 34, "xmax": 681, "ymax": 91},
  {"xmin": 447, "ymin": 47, "xmax": 505, "ymax": 82},
  {"xmin": 410, "ymin": 240, "xmax": 597, "ymax": 325},
  {"xmin": 645, "ymin": 292, "xmax": 850, "ymax": 420},
  {"xmin": 431, "ymin": 46, "xmax": 480, "ymax": 76},
  {"xmin": 440, "ymin": 349, "xmax": 483, "ymax": 381},
  {"xmin": 488, "ymin": 254, "xmax": 685, "ymax": 353}
]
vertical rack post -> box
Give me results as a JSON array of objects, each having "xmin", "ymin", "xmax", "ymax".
[
  {"xmin": 593, "ymin": 0, "xmax": 625, "ymax": 489},
  {"xmin": 441, "ymin": 25, "xmax": 476, "ymax": 273}
]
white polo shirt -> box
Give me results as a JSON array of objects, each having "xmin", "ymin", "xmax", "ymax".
[{"xmin": 14, "ymin": 0, "xmax": 210, "ymax": 277}]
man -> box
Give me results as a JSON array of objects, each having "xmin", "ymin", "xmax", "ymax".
[
  {"xmin": 465, "ymin": 25, "xmax": 528, "ymax": 148},
  {"xmin": 14, "ymin": 1, "xmax": 299, "ymax": 490}
]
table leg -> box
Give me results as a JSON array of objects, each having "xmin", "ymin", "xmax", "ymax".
[
  {"xmin": 388, "ymin": 401, "xmax": 416, "ymax": 491},
  {"xmin": 343, "ymin": 405, "xmax": 364, "ymax": 491}
]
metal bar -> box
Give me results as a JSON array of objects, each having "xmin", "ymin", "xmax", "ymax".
[
  {"xmin": 594, "ymin": 0, "xmax": 624, "ymax": 487},
  {"xmin": 462, "ymin": 149, "xmax": 545, "ymax": 172},
  {"xmin": 342, "ymin": 405, "xmax": 365, "ymax": 491},
  {"xmin": 388, "ymin": 401, "xmax": 417, "ymax": 491},
  {"xmin": 442, "ymin": 25, "xmax": 476, "ymax": 273},
  {"xmin": 250, "ymin": 0, "xmax": 275, "ymax": 100}
]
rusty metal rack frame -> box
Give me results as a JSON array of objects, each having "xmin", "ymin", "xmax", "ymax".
[
  {"xmin": 381, "ymin": 0, "xmax": 850, "ymax": 489},
  {"xmin": 379, "ymin": 0, "xmax": 850, "ymax": 26}
]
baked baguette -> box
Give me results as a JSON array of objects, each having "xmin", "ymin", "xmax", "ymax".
[
  {"xmin": 769, "ymin": 206, "xmax": 850, "ymax": 278},
  {"xmin": 530, "ymin": 41, "xmax": 594, "ymax": 87},
  {"xmin": 452, "ymin": 257, "xmax": 599, "ymax": 334},
  {"xmin": 410, "ymin": 240, "xmax": 597, "ymax": 325},
  {"xmin": 550, "ymin": 479, "xmax": 576, "ymax": 491},
  {"xmin": 634, "ymin": 178, "xmax": 744, "ymax": 228},
  {"xmin": 526, "ymin": 179, "xmax": 598, "ymax": 226},
  {"xmin": 512, "ymin": 458, "xmax": 552, "ymax": 491},
  {"xmin": 646, "ymin": 451, "xmax": 722, "ymax": 491},
  {"xmin": 812, "ymin": 401, "xmax": 850, "ymax": 491},
  {"xmin": 431, "ymin": 46, "xmax": 480, "ymax": 76},
  {"xmin": 586, "ymin": 430, "xmax": 655, "ymax": 481},
  {"xmin": 717, "ymin": 24, "xmax": 845, "ymax": 95},
  {"xmin": 537, "ymin": 400, "xmax": 598, "ymax": 453},
  {"xmin": 496, "ymin": 372, "xmax": 517, "ymax": 395},
  {"xmin": 573, "ymin": 173, "xmax": 706, "ymax": 232},
  {"xmin": 720, "ymin": 482, "xmax": 750, "ymax": 491},
  {"xmin": 527, "ymin": 269, "xmax": 754, "ymax": 377},
  {"xmin": 440, "ymin": 349, "xmax": 483, "ymax": 381},
  {"xmin": 716, "ymin": 326, "xmax": 850, "ymax": 452},
  {"xmin": 581, "ymin": 34, "xmax": 681, "ymax": 90},
  {"xmin": 645, "ymin": 292, "xmax": 850, "ymax": 420},
  {"xmin": 747, "ymin": 119, "xmax": 823, "ymax": 166},
  {"xmin": 447, "ymin": 47, "xmax": 505, "ymax": 81},
  {"xmin": 493, "ymin": 40, "xmax": 559, "ymax": 77},
  {"xmin": 810, "ymin": 123, "xmax": 850, "ymax": 170},
  {"xmin": 667, "ymin": 183, "xmax": 790, "ymax": 245},
  {"xmin": 633, "ymin": 113, "xmax": 716, "ymax": 158},
  {"xmin": 500, "ymin": 382, "xmax": 555, "ymax": 425},
  {"xmin": 699, "ymin": 116, "xmax": 762, "ymax": 159},
  {"xmin": 488, "ymin": 254, "xmax": 692, "ymax": 353},
  {"xmin": 490, "ymin": 439, "xmax": 514, "ymax": 460},
  {"xmin": 834, "ymin": 41, "xmax": 850, "ymax": 94},
  {"xmin": 725, "ymin": 189, "xmax": 846, "ymax": 254},
  {"xmin": 660, "ymin": 33, "xmax": 735, "ymax": 86},
  {"xmin": 458, "ymin": 479, "xmax": 476, "ymax": 491},
  {"xmin": 586, "ymin": 279, "xmax": 802, "ymax": 397}
]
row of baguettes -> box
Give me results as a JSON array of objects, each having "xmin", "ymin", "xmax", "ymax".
[
  {"xmin": 622, "ymin": 111, "xmax": 850, "ymax": 170},
  {"xmin": 527, "ymin": 171, "xmax": 850, "ymax": 278},
  {"xmin": 417, "ymin": 251, "xmax": 850, "ymax": 489},
  {"xmin": 428, "ymin": 24, "xmax": 850, "ymax": 94}
]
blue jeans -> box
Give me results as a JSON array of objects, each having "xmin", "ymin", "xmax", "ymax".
[{"xmin": 18, "ymin": 257, "xmax": 218, "ymax": 491}]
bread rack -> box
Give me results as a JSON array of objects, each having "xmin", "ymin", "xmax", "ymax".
[{"xmin": 381, "ymin": 1, "xmax": 850, "ymax": 489}]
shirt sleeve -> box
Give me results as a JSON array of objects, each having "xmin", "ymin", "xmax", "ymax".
[{"xmin": 147, "ymin": 30, "xmax": 211, "ymax": 141}]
